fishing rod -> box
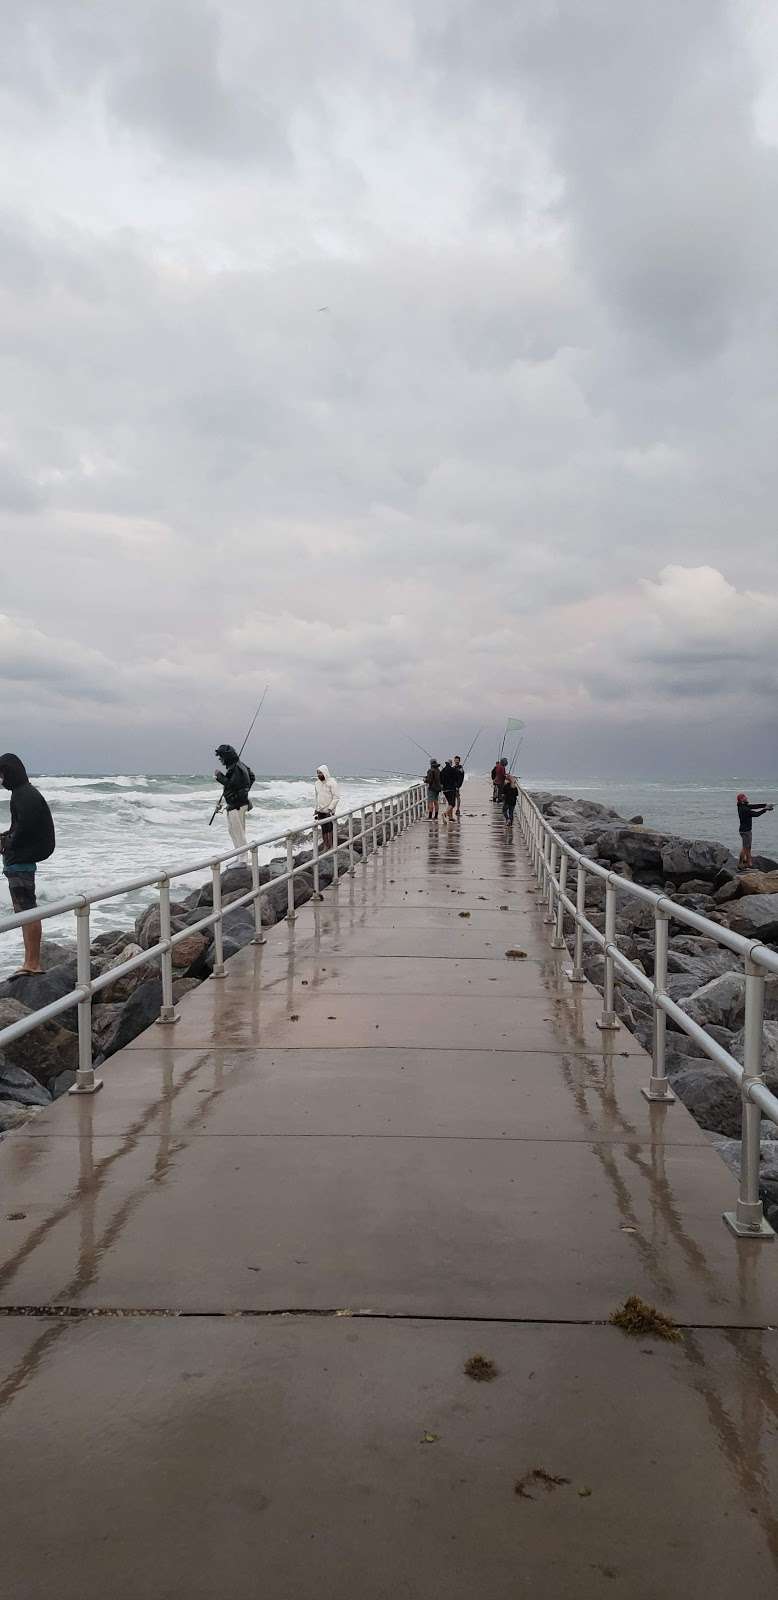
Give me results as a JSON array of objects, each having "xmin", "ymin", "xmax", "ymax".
[
  {"xmin": 463, "ymin": 727, "xmax": 483, "ymax": 765},
  {"xmin": 403, "ymin": 731, "xmax": 432, "ymax": 762},
  {"xmin": 506, "ymin": 736, "xmax": 524, "ymax": 773},
  {"xmin": 209, "ymin": 684, "xmax": 269, "ymax": 826}
]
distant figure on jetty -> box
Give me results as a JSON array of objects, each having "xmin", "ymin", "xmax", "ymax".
[
  {"xmin": 737, "ymin": 791, "xmax": 774, "ymax": 869},
  {"xmin": 452, "ymin": 756, "xmax": 465, "ymax": 816},
  {"xmin": 314, "ymin": 765, "xmax": 340, "ymax": 852},
  {"xmin": 425, "ymin": 759, "xmax": 442, "ymax": 820},
  {"xmin": 502, "ymin": 773, "xmax": 519, "ymax": 826},
  {"xmin": 440, "ymin": 760, "xmax": 458, "ymax": 822},
  {"xmin": 491, "ymin": 758, "xmax": 506, "ymax": 803},
  {"xmin": 0, "ymin": 754, "xmax": 55, "ymax": 976},
  {"xmin": 214, "ymin": 743, "xmax": 255, "ymax": 863}
]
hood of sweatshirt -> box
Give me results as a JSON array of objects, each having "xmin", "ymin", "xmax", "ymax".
[{"xmin": 0, "ymin": 753, "xmax": 28, "ymax": 789}]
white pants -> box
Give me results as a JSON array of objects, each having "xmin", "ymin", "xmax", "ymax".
[{"xmin": 227, "ymin": 806, "xmax": 249, "ymax": 862}]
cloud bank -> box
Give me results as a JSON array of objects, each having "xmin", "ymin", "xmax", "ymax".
[{"xmin": 1, "ymin": 0, "xmax": 777, "ymax": 775}]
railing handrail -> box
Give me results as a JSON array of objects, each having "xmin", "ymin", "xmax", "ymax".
[
  {"xmin": 518, "ymin": 782, "xmax": 778, "ymax": 1241},
  {"xmin": 0, "ymin": 783, "xmax": 426, "ymax": 1091}
]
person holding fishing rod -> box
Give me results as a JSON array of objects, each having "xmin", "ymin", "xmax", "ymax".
[
  {"xmin": 213, "ymin": 745, "xmax": 255, "ymax": 862},
  {"xmin": 210, "ymin": 686, "xmax": 268, "ymax": 861}
]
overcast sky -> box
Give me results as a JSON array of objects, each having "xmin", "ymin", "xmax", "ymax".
[{"xmin": 1, "ymin": 0, "xmax": 777, "ymax": 778}]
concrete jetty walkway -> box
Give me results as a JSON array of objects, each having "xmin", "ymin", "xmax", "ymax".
[{"xmin": 2, "ymin": 788, "xmax": 778, "ymax": 1598}]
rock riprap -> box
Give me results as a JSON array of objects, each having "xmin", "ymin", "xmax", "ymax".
[{"xmin": 532, "ymin": 791, "xmax": 778, "ymax": 1223}]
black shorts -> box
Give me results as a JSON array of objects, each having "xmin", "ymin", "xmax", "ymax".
[{"xmin": 7, "ymin": 873, "xmax": 37, "ymax": 912}]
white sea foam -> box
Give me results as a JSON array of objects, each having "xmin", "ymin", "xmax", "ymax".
[{"xmin": 0, "ymin": 771, "xmax": 414, "ymax": 973}]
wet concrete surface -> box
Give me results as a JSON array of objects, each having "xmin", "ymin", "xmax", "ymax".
[
  {"xmin": 2, "ymin": 1315, "xmax": 778, "ymax": 1600},
  {"xmin": 2, "ymin": 791, "xmax": 778, "ymax": 1594}
]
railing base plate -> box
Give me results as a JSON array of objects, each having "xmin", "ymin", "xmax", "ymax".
[
  {"xmin": 251, "ymin": 934, "xmax": 266, "ymax": 944},
  {"xmin": 69, "ymin": 1076, "xmax": 103, "ymax": 1096},
  {"xmin": 641, "ymin": 1081, "xmax": 676, "ymax": 1103},
  {"xmin": 596, "ymin": 1014, "xmax": 620, "ymax": 1032},
  {"xmin": 156, "ymin": 1008, "xmax": 180, "ymax": 1026},
  {"xmin": 210, "ymin": 968, "xmax": 226, "ymax": 981},
  {"xmin": 564, "ymin": 967, "xmax": 586, "ymax": 984},
  {"xmin": 723, "ymin": 1210, "xmax": 775, "ymax": 1241}
]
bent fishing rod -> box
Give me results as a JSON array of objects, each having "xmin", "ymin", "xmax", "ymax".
[
  {"xmin": 463, "ymin": 727, "xmax": 482, "ymax": 765},
  {"xmin": 209, "ymin": 684, "xmax": 269, "ymax": 826},
  {"xmin": 403, "ymin": 731, "xmax": 432, "ymax": 761}
]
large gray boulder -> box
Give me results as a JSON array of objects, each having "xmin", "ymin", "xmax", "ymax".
[
  {"xmin": 107, "ymin": 977, "xmax": 163, "ymax": 1054},
  {"xmin": 0, "ymin": 962, "xmax": 79, "ymax": 1031},
  {"xmin": 0, "ymin": 997, "xmax": 76, "ymax": 1088},
  {"xmin": 661, "ymin": 838, "xmax": 736, "ymax": 884},
  {"xmin": 615, "ymin": 899, "xmax": 655, "ymax": 936},
  {"xmin": 39, "ymin": 939, "xmax": 77, "ymax": 970},
  {"xmin": 726, "ymin": 894, "xmax": 778, "ymax": 943},
  {"xmin": 678, "ymin": 973, "xmax": 747, "ymax": 1032},
  {"xmin": 0, "ymin": 1061, "xmax": 52, "ymax": 1107},
  {"xmin": 728, "ymin": 1020, "xmax": 778, "ymax": 1084},
  {"xmin": 595, "ymin": 828, "xmax": 672, "ymax": 874},
  {"xmin": 669, "ymin": 1060, "xmax": 742, "ymax": 1137},
  {"xmin": 666, "ymin": 946, "xmax": 739, "ymax": 984},
  {"xmin": 91, "ymin": 1003, "xmax": 126, "ymax": 1060}
]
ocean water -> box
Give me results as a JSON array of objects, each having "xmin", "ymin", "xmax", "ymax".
[
  {"xmin": 525, "ymin": 776, "xmax": 778, "ymax": 860},
  {"xmin": 0, "ymin": 772, "xmax": 413, "ymax": 974}
]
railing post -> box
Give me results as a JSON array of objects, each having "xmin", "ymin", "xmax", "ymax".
[
  {"xmin": 311, "ymin": 822, "xmax": 323, "ymax": 900},
  {"xmin": 372, "ymin": 802, "xmax": 378, "ymax": 852},
  {"xmin": 724, "ymin": 955, "xmax": 774, "ymax": 1239},
  {"xmin": 537, "ymin": 832, "xmax": 550, "ymax": 905},
  {"xmin": 642, "ymin": 905, "xmax": 675, "ymax": 1102},
  {"xmin": 347, "ymin": 811, "xmax": 355, "ymax": 874},
  {"xmin": 544, "ymin": 840, "xmax": 557, "ymax": 924},
  {"xmin": 596, "ymin": 879, "xmax": 619, "ymax": 1031},
  {"xmin": 361, "ymin": 807, "xmax": 369, "ymax": 867},
  {"xmin": 250, "ymin": 843, "xmax": 266, "ymax": 940},
  {"xmin": 565, "ymin": 860, "xmax": 587, "ymax": 983},
  {"xmin": 69, "ymin": 903, "xmax": 103, "ymax": 1095},
  {"xmin": 210, "ymin": 863, "xmax": 226, "ymax": 978},
  {"xmin": 551, "ymin": 850, "xmax": 567, "ymax": 949},
  {"xmin": 157, "ymin": 875, "xmax": 180, "ymax": 1023},
  {"xmin": 287, "ymin": 834, "xmax": 297, "ymax": 921}
]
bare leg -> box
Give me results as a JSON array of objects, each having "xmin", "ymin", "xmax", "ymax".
[{"xmin": 22, "ymin": 919, "xmax": 43, "ymax": 973}]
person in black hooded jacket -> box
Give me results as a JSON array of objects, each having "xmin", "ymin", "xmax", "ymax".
[
  {"xmin": 0, "ymin": 754, "xmax": 55, "ymax": 975},
  {"xmin": 214, "ymin": 743, "xmax": 255, "ymax": 862},
  {"xmin": 440, "ymin": 760, "xmax": 458, "ymax": 822}
]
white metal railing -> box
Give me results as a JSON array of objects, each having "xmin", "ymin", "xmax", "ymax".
[
  {"xmin": 0, "ymin": 783, "xmax": 425, "ymax": 1097},
  {"xmin": 518, "ymin": 785, "xmax": 778, "ymax": 1241}
]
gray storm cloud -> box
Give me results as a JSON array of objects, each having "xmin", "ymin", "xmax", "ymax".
[{"xmin": 0, "ymin": 0, "xmax": 776, "ymax": 775}]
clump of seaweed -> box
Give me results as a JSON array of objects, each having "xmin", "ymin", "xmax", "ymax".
[
  {"xmin": 464, "ymin": 1353, "xmax": 498, "ymax": 1382},
  {"xmin": 609, "ymin": 1295, "xmax": 682, "ymax": 1343},
  {"xmin": 505, "ymin": 948, "xmax": 527, "ymax": 960},
  {"xmin": 514, "ymin": 1468, "xmax": 571, "ymax": 1500}
]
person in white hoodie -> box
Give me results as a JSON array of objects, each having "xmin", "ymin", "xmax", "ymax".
[{"xmin": 314, "ymin": 764, "xmax": 340, "ymax": 853}]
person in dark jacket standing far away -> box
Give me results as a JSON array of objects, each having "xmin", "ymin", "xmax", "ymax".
[
  {"xmin": 214, "ymin": 743, "xmax": 255, "ymax": 863},
  {"xmin": 452, "ymin": 756, "xmax": 465, "ymax": 816},
  {"xmin": 737, "ymin": 791, "xmax": 774, "ymax": 869},
  {"xmin": 440, "ymin": 760, "xmax": 458, "ymax": 822},
  {"xmin": 502, "ymin": 773, "xmax": 519, "ymax": 827},
  {"xmin": 0, "ymin": 754, "xmax": 55, "ymax": 976},
  {"xmin": 425, "ymin": 760, "xmax": 442, "ymax": 820}
]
